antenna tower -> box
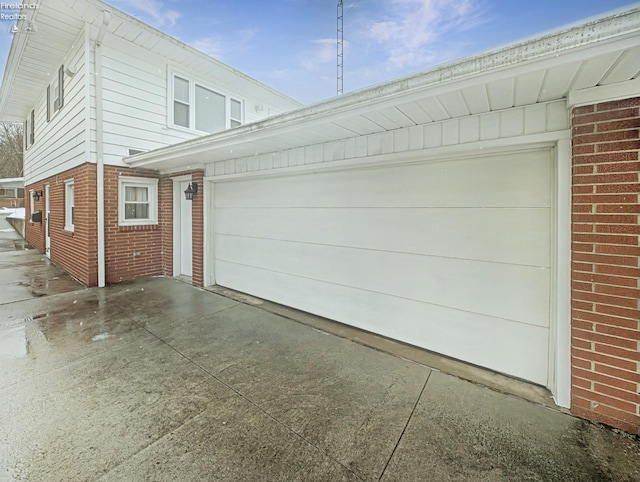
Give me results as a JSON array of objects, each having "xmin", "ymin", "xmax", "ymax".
[{"xmin": 337, "ymin": 0, "xmax": 343, "ymax": 95}]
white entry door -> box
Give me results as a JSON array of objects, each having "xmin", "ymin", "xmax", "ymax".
[
  {"xmin": 178, "ymin": 180, "xmax": 193, "ymax": 277},
  {"xmin": 44, "ymin": 184, "xmax": 50, "ymax": 259},
  {"xmin": 212, "ymin": 148, "xmax": 554, "ymax": 386}
]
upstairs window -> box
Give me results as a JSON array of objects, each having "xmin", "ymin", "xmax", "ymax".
[
  {"xmin": 24, "ymin": 109, "xmax": 34, "ymax": 150},
  {"xmin": 173, "ymin": 76, "xmax": 189, "ymax": 128},
  {"xmin": 230, "ymin": 99, "xmax": 242, "ymax": 127},
  {"xmin": 47, "ymin": 65, "xmax": 64, "ymax": 120},
  {"xmin": 170, "ymin": 72, "xmax": 243, "ymax": 134}
]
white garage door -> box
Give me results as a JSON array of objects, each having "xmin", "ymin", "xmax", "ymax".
[{"xmin": 213, "ymin": 148, "xmax": 553, "ymax": 386}]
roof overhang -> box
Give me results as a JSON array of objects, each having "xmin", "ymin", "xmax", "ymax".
[
  {"xmin": 125, "ymin": 6, "xmax": 640, "ymax": 173},
  {"xmin": 0, "ymin": 177, "xmax": 25, "ymax": 187},
  {"xmin": 0, "ymin": 0, "xmax": 300, "ymax": 123}
]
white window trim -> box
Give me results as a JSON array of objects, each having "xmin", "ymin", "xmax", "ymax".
[
  {"xmin": 167, "ymin": 68, "xmax": 244, "ymax": 134},
  {"xmin": 118, "ymin": 176, "xmax": 158, "ymax": 226},
  {"xmin": 64, "ymin": 179, "xmax": 74, "ymax": 232}
]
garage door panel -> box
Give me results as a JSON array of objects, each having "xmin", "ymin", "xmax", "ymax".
[
  {"xmin": 216, "ymin": 151, "xmax": 551, "ymax": 209},
  {"xmin": 212, "ymin": 148, "xmax": 553, "ymax": 386},
  {"xmin": 216, "ymin": 207, "xmax": 550, "ymax": 267},
  {"xmin": 217, "ymin": 234, "xmax": 550, "ymax": 327},
  {"xmin": 216, "ymin": 260, "xmax": 549, "ymax": 385}
]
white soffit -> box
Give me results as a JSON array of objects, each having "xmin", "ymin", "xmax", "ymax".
[{"xmin": 125, "ymin": 7, "xmax": 640, "ymax": 172}]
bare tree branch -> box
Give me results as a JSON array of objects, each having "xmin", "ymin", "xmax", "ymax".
[{"xmin": 0, "ymin": 122, "xmax": 23, "ymax": 178}]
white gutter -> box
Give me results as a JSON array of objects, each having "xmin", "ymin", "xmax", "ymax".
[{"xmin": 94, "ymin": 10, "xmax": 110, "ymax": 288}]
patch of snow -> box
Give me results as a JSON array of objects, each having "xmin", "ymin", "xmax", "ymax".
[{"xmin": 2, "ymin": 207, "xmax": 25, "ymax": 220}]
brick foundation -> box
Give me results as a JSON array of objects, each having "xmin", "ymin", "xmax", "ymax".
[{"xmin": 570, "ymin": 97, "xmax": 640, "ymax": 435}]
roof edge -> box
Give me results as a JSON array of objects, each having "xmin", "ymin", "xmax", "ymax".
[{"xmin": 125, "ymin": 6, "xmax": 640, "ymax": 168}]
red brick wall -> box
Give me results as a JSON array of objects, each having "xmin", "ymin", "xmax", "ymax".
[
  {"xmin": 25, "ymin": 165, "xmax": 205, "ymax": 288},
  {"xmin": 191, "ymin": 170, "xmax": 204, "ymax": 287},
  {"xmin": 156, "ymin": 169, "xmax": 205, "ymax": 286},
  {"xmin": 159, "ymin": 175, "xmax": 174, "ymax": 277},
  {"xmin": 571, "ymin": 97, "xmax": 640, "ymax": 435},
  {"xmin": 25, "ymin": 164, "xmax": 97, "ymax": 286},
  {"xmin": 103, "ymin": 166, "xmax": 163, "ymax": 284},
  {"xmin": 0, "ymin": 198, "xmax": 24, "ymax": 208},
  {"xmin": 25, "ymin": 182, "xmax": 46, "ymax": 254}
]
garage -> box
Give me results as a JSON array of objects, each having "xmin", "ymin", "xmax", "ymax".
[{"xmin": 213, "ymin": 147, "xmax": 554, "ymax": 386}]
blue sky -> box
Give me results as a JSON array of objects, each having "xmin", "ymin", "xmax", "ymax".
[{"xmin": 0, "ymin": 0, "xmax": 637, "ymax": 104}]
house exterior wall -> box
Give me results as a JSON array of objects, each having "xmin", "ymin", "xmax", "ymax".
[
  {"xmin": 0, "ymin": 197, "xmax": 24, "ymax": 208},
  {"xmin": 570, "ymin": 97, "xmax": 640, "ymax": 435},
  {"xmin": 19, "ymin": 19, "xmax": 298, "ymax": 287},
  {"xmin": 24, "ymin": 163, "xmax": 204, "ymax": 288},
  {"xmin": 95, "ymin": 34, "xmax": 299, "ymax": 167},
  {"xmin": 25, "ymin": 164, "xmax": 97, "ymax": 286},
  {"xmin": 103, "ymin": 166, "xmax": 163, "ymax": 284},
  {"xmin": 23, "ymin": 31, "xmax": 87, "ymax": 185},
  {"xmin": 191, "ymin": 170, "xmax": 204, "ymax": 287}
]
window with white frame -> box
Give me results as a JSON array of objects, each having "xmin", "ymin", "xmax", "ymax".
[
  {"xmin": 170, "ymin": 72, "xmax": 243, "ymax": 133},
  {"xmin": 0, "ymin": 187, "xmax": 24, "ymax": 198},
  {"xmin": 230, "ymin": 98, "xmax": 242, "ymax": 127},
  {"xmin": 118, "ymin": 177, "xmax": 158, "ymax": 226},
  {"xmin": 64, "ymin": 180, "xmax": 74, "ymax": 231}
]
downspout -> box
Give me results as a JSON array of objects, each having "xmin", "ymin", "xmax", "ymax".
[{"xmin": 94, "ymin": 10, "xmax": 110, "ymax": 288}]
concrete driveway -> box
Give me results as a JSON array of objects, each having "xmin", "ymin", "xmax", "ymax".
[{"xmin": 1, "ymin": 214, "xmax": 639, "ymax": 482}]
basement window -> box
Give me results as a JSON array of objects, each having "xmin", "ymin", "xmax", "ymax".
[
  {"xmin": 118, "ymin": 177, "xmax": 158, "ymax": 226},
  {"xmin": 64, "ymin": 179, "xmax": 74, "ymax": 232}
]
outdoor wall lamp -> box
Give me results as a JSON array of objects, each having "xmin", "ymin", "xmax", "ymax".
[
  {"xmin": 33, "ymin": 190, "xmax": 43, "ymax": 201},
  {"xmin": 184, "ymin": 182, "xmax": 198, "ymax": 201}
]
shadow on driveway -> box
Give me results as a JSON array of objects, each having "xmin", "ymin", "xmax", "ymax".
[{"xmin": 1, "ymin": 215, "xmax": 639, "ymax": 481}]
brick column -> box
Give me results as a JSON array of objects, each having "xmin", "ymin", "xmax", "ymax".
[
  {"xmin": 191, "ymin": 170, "xmax": 205, "ymax": 287},
  {"xmin": 570, "ymin": 97, "xmax": 640, "ymax": 435},
  {"xmin": 159, "ymin": 175, "xmax": 174, "ymax": 277}
]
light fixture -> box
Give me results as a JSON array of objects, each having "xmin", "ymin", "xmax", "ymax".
[
  {"xmin": 184, "ymin": 182, "xmax": 198, "ymax": 201},
  {"xmin": 33, "ymin": 190, "xmax": 43, "ymax": 201}
]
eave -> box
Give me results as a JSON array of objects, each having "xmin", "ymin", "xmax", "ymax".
[{"xmin": 125, "ymin": 7, "xmax": 640, "ymax": 173}]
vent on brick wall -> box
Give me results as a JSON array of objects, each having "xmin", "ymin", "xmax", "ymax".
[{"xmin": 128, "ymin": 149, "xmax": 145, "ymax": 156}]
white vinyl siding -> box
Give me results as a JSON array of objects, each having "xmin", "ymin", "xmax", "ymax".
[
  {"xmin": 90, "ymin": 33, "xmax": 299, "ymax": 167},
  {"xmin": 212, "ymin": 148, "xmax": 553, "ymax": 386},
  {"xmin": 22, "ymin": 33, "xmax": 85, "ymax": 185}
]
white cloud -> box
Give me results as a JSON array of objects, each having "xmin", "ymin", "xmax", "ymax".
[
  {"xmin": 190, "ymin": 29, "xmax": 258, "ymax": 62},
  {"xmin": 367, "ymin": 0, "xmax": 485, "ymax": 70},
  {"xmin": 191, "ymin": 37, "xmax": 224, "ymax": 60},
  {"xmin": 112, "ymin": 0, "xmax": 181, "ymax": 27},
  {"xmin": 301, "ymin": 38, "xmax": 336, "ymax": 70}
]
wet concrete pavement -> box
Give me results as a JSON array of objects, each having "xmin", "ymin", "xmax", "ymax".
[{"xmin": 1, "ymin": 214, "xmax": 639, "ymax": 481}]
